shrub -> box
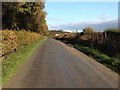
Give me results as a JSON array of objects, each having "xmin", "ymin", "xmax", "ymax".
[
  {"xmin": 1, "ymin": 30, "xmax": 41, "ymax": 57},
  {"xmin": 104, "ymin": 28, "xmax": 120, "ymax": 33},
  {"xmin": 112, "ymin": 59, "xmax": 120, "ymax": 71},
  {"xmin": 83, "ymin": 27, "xmax": 94, "ymax": 34}
]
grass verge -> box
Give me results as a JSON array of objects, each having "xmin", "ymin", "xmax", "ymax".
[
  {"xmin": 62, "ymin": 40, "xmax": 120, "ymax": 74},
  {"xmin": 2, "ymin": 37, "xmax": 47, "ymax": 85}
]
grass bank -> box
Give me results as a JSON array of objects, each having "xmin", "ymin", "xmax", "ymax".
[
  {"xmin": 2, "ymin": 37, "xmax": 46, "ymax": 85},
  {"xmin": 62, "ymin": 40, "xmax": 120, "ymax": 74}
]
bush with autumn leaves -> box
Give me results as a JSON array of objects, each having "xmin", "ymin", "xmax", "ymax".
[{"xmin": 0, "ymin": 30, "xmax": 41, "ymax": 58}]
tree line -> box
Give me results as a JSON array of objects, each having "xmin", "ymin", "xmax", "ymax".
[{"xmin": 2, "ymin": 2, "xmax": 48, "ymax": 35}]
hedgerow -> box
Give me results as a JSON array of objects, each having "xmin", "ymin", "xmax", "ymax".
[{"xmin": 1, "ymin": 30, "xmax": 41, "ymax": 58}]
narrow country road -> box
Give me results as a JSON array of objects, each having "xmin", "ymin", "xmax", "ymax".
[{"xmin": 4, "ymin": 38, "xmax": 118, "ymax": 88}]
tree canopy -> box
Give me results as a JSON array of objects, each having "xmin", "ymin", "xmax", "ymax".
[
  {"xmin": 2, "ymin": 2, "xmax": 48, "ymax": 35},
  {"xmin": 83, "ymin": 27, "xmax": 94, "ymax": 34}
]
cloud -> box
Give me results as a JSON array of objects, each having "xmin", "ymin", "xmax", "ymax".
[
  {"xmin": 48, "ymin": 19, "xmax": 118, "ymax": 31},
  {"xmin": 46, "ymin": 17, "xmax": 64, "ymax": 22}
]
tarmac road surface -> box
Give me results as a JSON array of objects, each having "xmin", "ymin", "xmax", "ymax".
[{"xmin": 4, "ymin": 38, "xmax": 118, "ymax": 88}]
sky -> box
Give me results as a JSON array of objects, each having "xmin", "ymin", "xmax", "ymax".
[{"xmin": 45, "ymin": 2, "xmax": 118, "ymax": 30}]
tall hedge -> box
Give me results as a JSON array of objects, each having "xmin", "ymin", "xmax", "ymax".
[{"xmin": 1, "ymin": 30, "xmax": 41, "ymax": 57}]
